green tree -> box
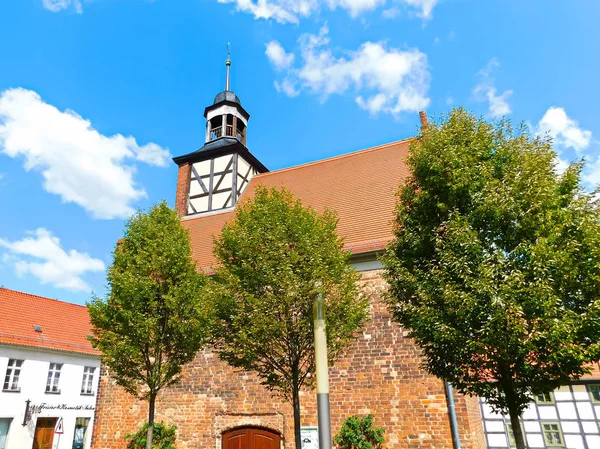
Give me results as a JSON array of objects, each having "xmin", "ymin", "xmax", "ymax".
[
  {"xmin": 334, "ymin": 415, "xmax": 385, "ymax": 449},
  {"xmin": 88, "ymin": 201, "xmax": 210, "ymax": 449},
  {"xmin": 382, "ymin": 109, "xmax": 600, "ymax": 449},
  {"xmin": 210, "ymin": 186, "xmax": 369, "ymax": 449},
  {"xmin": 126, "ymin": 422, "xmax": 177, "ymax": 449}
]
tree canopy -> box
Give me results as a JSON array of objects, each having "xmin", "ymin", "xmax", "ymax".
[
  {"xmin": 382, "ymin": 109, "xmax": 600, "ymax": 449},
  {"xmin": 209, "ymin": 186, "xmax": 369, "ymax": 449},
  {"xmin": 88, "ymin": 201, "xmax": 211, "ymax": 449}
]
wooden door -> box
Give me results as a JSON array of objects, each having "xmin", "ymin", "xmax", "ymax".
[
  {"xmin": 251, "ymin": 429, "xmax": 280, "ymax": 449},
  {"xmin": 223, "ymin": 428, "xmax": 280, "ymax": 449},
  {"xmin": 32, "ymin": 418, "xmax": 56, "ymax": 449}
]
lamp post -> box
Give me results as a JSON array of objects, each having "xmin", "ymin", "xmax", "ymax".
[{"xmin": 314, "ymin": 289, "xmax": 332, "ymax": 449}]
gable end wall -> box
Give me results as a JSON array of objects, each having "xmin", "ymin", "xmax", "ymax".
[{"xmin": 91, "ymin": 269, "xmax": 486, "ymax": 449}]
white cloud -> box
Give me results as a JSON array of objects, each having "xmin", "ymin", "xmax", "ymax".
[
  {"xmin": 42, "ymin": 0, "xmax": 83, "ymax": 13},
  {"xmin": 529, "ymin": 107, "xmax": 595, "ymax": 189},
  {"xmin": 265, "ymin": 41, "xmax": 295, "ymax": 70},
  {"xmin": 446, "ymin": 96, "xmax": 454, "ymax": 105},
  {"xmin": 274, "ymin": 79, "xmax": 300, "ymax": 97},
  {"xmin": 583, "ymin": 156, "xmax": 600, "ymax": 188},
  {"xmin": 473, "ymin": 58, "xmax": 513, "ymax": 118},
  {"xmin": 402, "ymin": 0, "xmax": 437, "ymax": 18},
  {"xmin": 486, "ymin": 89, "xmax": 512, "ymax": 117},
  {"xmin": 0, "ymin": 229, "xmax": 105, "ymax": 292},
  {"xmin": 554, "ymin": 156, "xmax": 570, "ymax": 175},
  {"xmin": 267, "ymin": 25, "xmax": 430, "ymax": 117},
  {"xmin": 134, "ymin": 142, "xmax": 172, "ymax": 167},
  {"xmin": 0, "ymin": 88, "xmax": 171, "ymax": 219},
  {"xmin": 218, "ymin": 0, "xmax": 315, "ymax": 23},
  {"xmin": 536, "ymin": 107, "xmax": 592, "ymax": 153},
  {"xmin": 327, "ymin": 0, "xmax": 386, "ymax": 18},
  {"xmin": 218, "ymin": 0, "xmax": 437, "ymax": 22}
]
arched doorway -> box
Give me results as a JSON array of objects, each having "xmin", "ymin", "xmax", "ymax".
[{"xmin": 222, "ymin": 427, "xmax": 281, "ymax": 449}]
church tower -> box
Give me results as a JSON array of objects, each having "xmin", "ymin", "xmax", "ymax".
[{"xmin": 173, "ymin": 49, "xmax": 268, "ymax": 216}]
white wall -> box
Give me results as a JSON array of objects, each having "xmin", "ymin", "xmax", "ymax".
[
  {"xmin": 206, "ymin": 105, "xmax": 248, "ymax": 126},
  {"xmin": 0, "ymin": 345, "xmax": 100, "ymax": 449}
]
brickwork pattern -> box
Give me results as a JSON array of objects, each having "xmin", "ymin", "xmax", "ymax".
[
  {"xmin": 582, "ymin": 363, "xmax": 600, "ymax": 379},
  {"xmin": 91, "ymin": 270, "xmax": 486, "ymax": 449},
  {"xmin": 175, "ymin": 162, "xmax": 191, "ymax": 216}
]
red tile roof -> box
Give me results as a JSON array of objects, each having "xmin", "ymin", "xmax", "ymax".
[
  {"xmin": 0, "ymin": 287, "xmax": 100, "ymax": 356},
  {"xmin": 182, "ymin": 138, "xmax": 413, "ymax": 270}
]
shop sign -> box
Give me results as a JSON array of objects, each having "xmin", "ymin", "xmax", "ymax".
[
  {"xmin": 23, "ymin": 401, "xmax": 96, "ymax": 425},
  {"xmin": 30, "ymin": 403, "xmax": 95, "ymax": 414}
]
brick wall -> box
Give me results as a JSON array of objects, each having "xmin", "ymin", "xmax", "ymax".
[
  {"xmin": 582, "ymin": 363, "xmax": 600, "ymax": 379},
  {"xmin": 91, "ymin": 269, "xmax": 486, "ymax": 449},
  {"xmin": 175, "ymin": 162, "xmax": 191, "ymax": 216}
]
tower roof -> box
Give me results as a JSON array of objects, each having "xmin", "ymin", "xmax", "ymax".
[
  {"xmin": 213, "ymin": 90, "xmax": 241, "ymax": 105},
  {"xmin": 204, "ymin": 90, "xmax": 250, "ymax": 120},
  {"xmin": 172, "ymin": 137, "xmax": 267, "ymax": 172}
]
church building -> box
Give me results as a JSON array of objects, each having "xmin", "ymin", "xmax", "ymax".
[{"xmin": 90, "ymin": 59, "xmax": 600, "ymax": 449}]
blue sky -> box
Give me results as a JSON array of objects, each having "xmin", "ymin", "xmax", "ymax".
[{"xmin": 0, "ymin": 0, "xmax": 598, "ymax": 305}]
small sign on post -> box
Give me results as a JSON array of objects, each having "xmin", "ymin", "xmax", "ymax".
[
  {"xmin": 300, "ymin": 427, "xmax": 319, "ymax": 449},
  {"xmin": 55, "ymin": 417, "xmax": 64, "ymax": 434}
]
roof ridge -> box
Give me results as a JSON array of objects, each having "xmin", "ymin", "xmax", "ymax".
[
  {"xmin": 0, "ymin": 340, "xmax": 99, "ymax": 356},
  {"xmin": 178, "ymin": 137, "xmax": 414, "ymax": 226},
  {"xmin": 0, "ymin": 287, "xmax": 88, "ymax": 309},
  {"xmin": 0, "ymin": 332, "xmax": 96, "ymax": 350},
  {"xmin": 254, "ymin": 137, "xmax": 414, "ymax": 179}
]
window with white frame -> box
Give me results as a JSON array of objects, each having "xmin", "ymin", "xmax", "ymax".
[
  {"xmin": 3, "ymin": 359, "xmax": 23, "ymax": 392},
  {"xmin": 46, "ymin": 363, "xmax": 62, "ymax": 393},
  {"xmin": 80, "ymin": 366, "xmax": 96, "ymax": 395}
]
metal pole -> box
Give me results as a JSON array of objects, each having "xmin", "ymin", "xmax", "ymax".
[
  {"xmin": 314, "ymin": 290, "xmax": 332, "ymax": 449},
  {"xmin": 445, "ymin": 381, "xmax": 462, "ymax": 449}
]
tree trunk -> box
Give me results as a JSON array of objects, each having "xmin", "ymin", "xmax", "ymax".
[
  {"xmin": 508, "ymin": 404, "xmax": 526, "ymax": 449},
  {"xmin": 292, "ymin": 382, "xmax": 302, "ymax": 449},
  {"xmin": 502, "ymin": 380, "xmax": 527, "ymax": 449},
  {"xmin": 147, "ymin": 394, "xmax": 156, "ymax": 449}
]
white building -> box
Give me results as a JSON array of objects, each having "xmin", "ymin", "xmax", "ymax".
[{"xmin": 0, "ymin": 287, "xmax": 101, "ymax": 449}]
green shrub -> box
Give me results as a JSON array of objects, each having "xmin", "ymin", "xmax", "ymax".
[
  {"xmin": 334, "ymin": 415, "xmax": 385, "ymax": 449},
  {"xmin": 125, "ymin": 422, "xmax": 177, "ymax": 449}
]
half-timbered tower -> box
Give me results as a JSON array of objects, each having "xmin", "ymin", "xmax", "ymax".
[{"xmin": 173, "ymin": 55, "xmax": 268, "ymax": 216}]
